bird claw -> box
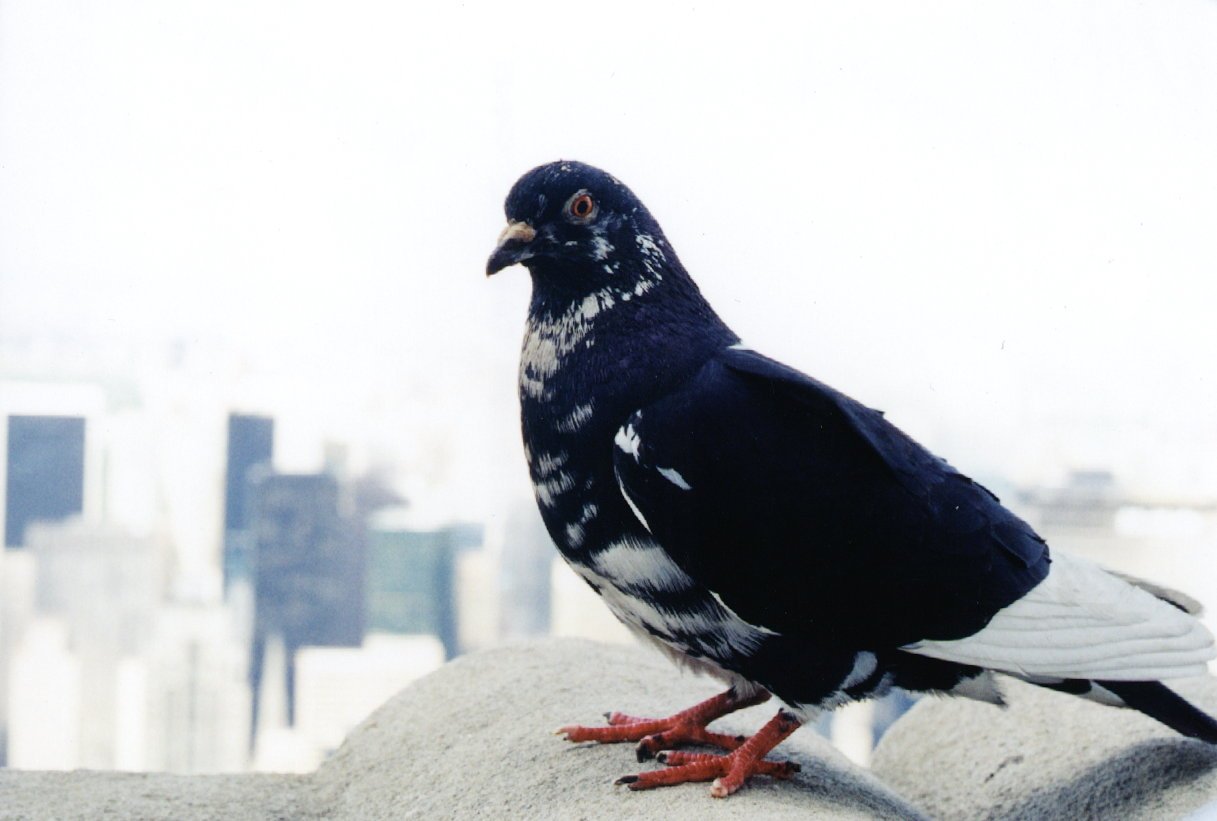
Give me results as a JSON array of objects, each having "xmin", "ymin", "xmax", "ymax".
[
  {"xmin": 558, "ymin": 691, "xmax": 796, "ymax": 797},
  {"xmin": 606, "ymin": 711, "xmax": 644, "ymax": 726},
  {"xmin": 558, "ymin": 711, "xmax": 748, "ymax": 754},
  {"xmin": 615, "ymin": 710, "xmax": 803, "ymax": 798},
  {"xmin": 556, "ymin": 688, "xmax": 770, "ymax": 752},
  {"xmin": 618, "ymin": 749, "xmax": 800, "ymax": 796}
]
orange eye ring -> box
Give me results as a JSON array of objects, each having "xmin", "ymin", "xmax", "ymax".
[{"xmin": 568, "ymin": 193, "xmax": 596, "ymax": 220}]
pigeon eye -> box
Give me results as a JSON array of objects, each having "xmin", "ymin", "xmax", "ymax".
[{"xmin": 568, "ymin": 193, "xmax": 596, "ymax": 221}]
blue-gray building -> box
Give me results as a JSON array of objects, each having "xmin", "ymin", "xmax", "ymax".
[
  {"xmin": 249, "ymin": 471, "xmax": 364, "ymax": 726},
  {"xmin": 221, "ymin": 412, "xmax": 274, "ymax": 590},
  {"xmin": 4, "ymin": 415, "xmax": 85, "ymax": 549}
]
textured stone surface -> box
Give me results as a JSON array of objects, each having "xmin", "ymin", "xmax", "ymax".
[
  {"xmin": 313, "ymin": 638, "xmax": 921, "ymax": 819},
  {"xmin": 871, "ymin": 675, "xmax": 1217, "ymax": 820},
  {"xmin": 0, "ymin": 770, "xmax": 317, "ymax": 821},
  {"xmin": 0, "ymin": 638, "xmax": 921, "ymax": 820}
]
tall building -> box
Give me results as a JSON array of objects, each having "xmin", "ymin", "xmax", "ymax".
[
  {"xmin": 6, "ymin": 619, "xmax": 81, "ymax": 769},
  {"xmin": 0, "ymin": 549, "xmax": 36, "ymax": 764},
  {"xmin": 249, "ymin": 472, "xmax": 364, "ymax": 728},
  {"xmin": 28, "ymin": 519, "xmax": 164, "ymax": 657},
  {"xmin": 365, "ymin": 510, "xmax": 466, "ymax": 659},
  {"xmin": 4, "ymin": 415, "xmax": 85, "ymax": 548},
  {"xmin": 7, "ymin": 519, "xmax": 167, "ymax": 770},
  {"xmin": 0, "ymin": 382, "xmax": 104, "ymax": 766},
  {"xmin": 222, "ymin": 413, "xmax": 274, "ymax": 591},
  {"xmin": 142, "ymin": 602, "xmax": 253, "ymax": 773}
]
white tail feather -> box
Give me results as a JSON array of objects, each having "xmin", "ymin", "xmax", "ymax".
[{"xmin": 903, "ymin": 552, "xmax": 1215, "ymax": 681}]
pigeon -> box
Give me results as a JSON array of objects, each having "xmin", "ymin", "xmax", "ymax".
[{"xmin": 486, "ymin": 160, "xmax": 1217, "ymax": 798}]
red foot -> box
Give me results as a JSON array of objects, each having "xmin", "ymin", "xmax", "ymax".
[
  {"xmin": 556, "ymin": 687, "xmax": 769, "ymax": 761},
  {"xmin": 615, "ymin": 710, "xmax": 803, "ymax": 798}
]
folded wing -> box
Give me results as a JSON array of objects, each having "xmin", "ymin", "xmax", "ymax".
[
  {"xmin": 610, "ymin": 346, "xmax": 1051, "ymax": 650},
  {"xmin": 904, "ymin": 551, "xmax": 1215, "ymax": 680}
]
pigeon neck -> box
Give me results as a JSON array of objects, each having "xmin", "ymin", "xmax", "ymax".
[{"xmin": 520, "ymin": 269, "xmax": 735, "ymax": 430}]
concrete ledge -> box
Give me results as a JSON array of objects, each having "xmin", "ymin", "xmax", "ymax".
[
  {"xmin": 313, "ymin": 638, "xmax": 920, "ymax": 819},
  {"xmin": 871, "ymin": 675, "xmax": 1217, "ymax": 820},
  {"xmin": 1, "ymin": 639, "xmax": 920, "ymax": 820},
  {"xmin": 0, "ymin": 771, "xmax": 316, "ymax": 821}
]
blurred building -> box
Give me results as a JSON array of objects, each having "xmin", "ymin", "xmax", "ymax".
[
  {"xmin": 249, "ymin": 632, "xmax": 313, "ymax": 772},
  {"xmin": 4, "ymin": 519, "xmax": 256, "ymax": 772},
  {"xmin": 249, "ymin": 472, "xmax": 364, "ymax": 730},
  {"xmin": 222, "ymin": 413, "xmax": 274, "ymax": 592},
  {"xmin": 28, "ymin": 517, "xmax": 164, "ymax": 652},
  {"xmin": 10, "ymin": 520, "xmax": 165, "ymax": 769},
  {"xmin": 141, "ymin": 601, "xmax": 252, "ymax": 772},
  {"xmin": 1, "ymin": 381, "xmax": 105, "ymax": 552},
  {"xmin": 0, "ymin": 382, "xmax": 107, "ymax": 761},
  {"xmin": 3, "ymin": 415, "xmax": 86, "ymax": 548},
  {"xmin": 0, "ymin": 549, "xmax": 36, "ymax": 763},
  {"xmin": 6, "ymin": 619, "xmax": 81, "ymax": 769},
  {"xmin": 365, "ymin": 510, "xmax": 470, "ymax": 659}
]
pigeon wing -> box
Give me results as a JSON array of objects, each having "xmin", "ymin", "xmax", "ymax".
[
  {"xmin": 905, "ymin": 550, "xmax": 1214, "ymax": 680},
  {"xmin": 611, "ymin": 346, "xmax": 1051, "ymax": 650}
]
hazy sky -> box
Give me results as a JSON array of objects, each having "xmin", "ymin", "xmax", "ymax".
[{"xmin": 3, "ymin": 1, "xmax": 1217, "ymax": 509}]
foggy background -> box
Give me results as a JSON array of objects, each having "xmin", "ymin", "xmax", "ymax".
[{"xmin": 1, "ymin": 0, "xmax": 1215, "ymax": 772}]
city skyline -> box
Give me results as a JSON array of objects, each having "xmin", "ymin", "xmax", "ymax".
[
  {"xmin": 1, "ymin": 390, "xmax": 1213, "ymax": 774},
  {"xmin": 0, "ymin": 394, "xmax": 561, "ymax": 771}
]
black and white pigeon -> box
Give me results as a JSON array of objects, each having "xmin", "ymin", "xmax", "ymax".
[{"xmin": 486, "ymin": 160, "xmax": 1217, "ymax": 798}]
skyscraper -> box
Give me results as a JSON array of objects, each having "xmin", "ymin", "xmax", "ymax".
[
  {"xmin": 365, "ymin": 512, "xmax": 482, "ymax": 659},
  {"xmin": 249, "ymin": 472, "xmax": 363, "ymax": 727},
  {"xmin": 9, "ymin": 519, "xmax": 167, "ymax": 770},
  {"xmin": 4, "ymin": 415, "xmax": 85, "ymax": 548},
  {"xmin": 0, "ymin": 383, "xmax": 103, "ymax": 766},
  {"xmin": 222, "ymin": 413, "xmax": 274, "ymax": 590}
]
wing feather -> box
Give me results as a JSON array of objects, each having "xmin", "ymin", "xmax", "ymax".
[
  {"xmin": 903, "ymin": 552, "xmax": 1215, "ymax": 680},
  {"xmin": 610, "ymin": 346, "xmax": 1051, "ymax": 649}
]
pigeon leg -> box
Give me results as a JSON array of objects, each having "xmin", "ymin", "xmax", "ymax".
[
  {"xmin": 615, "ymin": 710, "xmax": 803, "ymax": 798},
  {"xmin": 557, "ymin": 687, "xmax": 769, "ymax": 761}
]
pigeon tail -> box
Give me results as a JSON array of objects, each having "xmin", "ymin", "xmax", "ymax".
[{"xmin": 1099, "ymin": 680, "xmax": 1217, "ymax": 743}]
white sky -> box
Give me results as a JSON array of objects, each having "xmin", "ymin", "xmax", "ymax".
[{"xmin": 2, "ymin": 0, "xmax": 1217, "ymax": 509}]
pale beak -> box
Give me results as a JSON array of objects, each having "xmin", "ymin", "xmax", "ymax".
[{"xmin": 486, "ymin": 221, "xmax": 538, "ymax": 276}]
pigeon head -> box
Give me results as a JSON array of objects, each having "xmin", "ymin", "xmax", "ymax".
[{"xmin": 487, "ymin": 161, "xmax": 683, "ymax": 301}]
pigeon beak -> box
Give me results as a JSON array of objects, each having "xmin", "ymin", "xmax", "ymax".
[{"xmin": 486, "ymin": 221, "xmax": 538, "ymax": 276}]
